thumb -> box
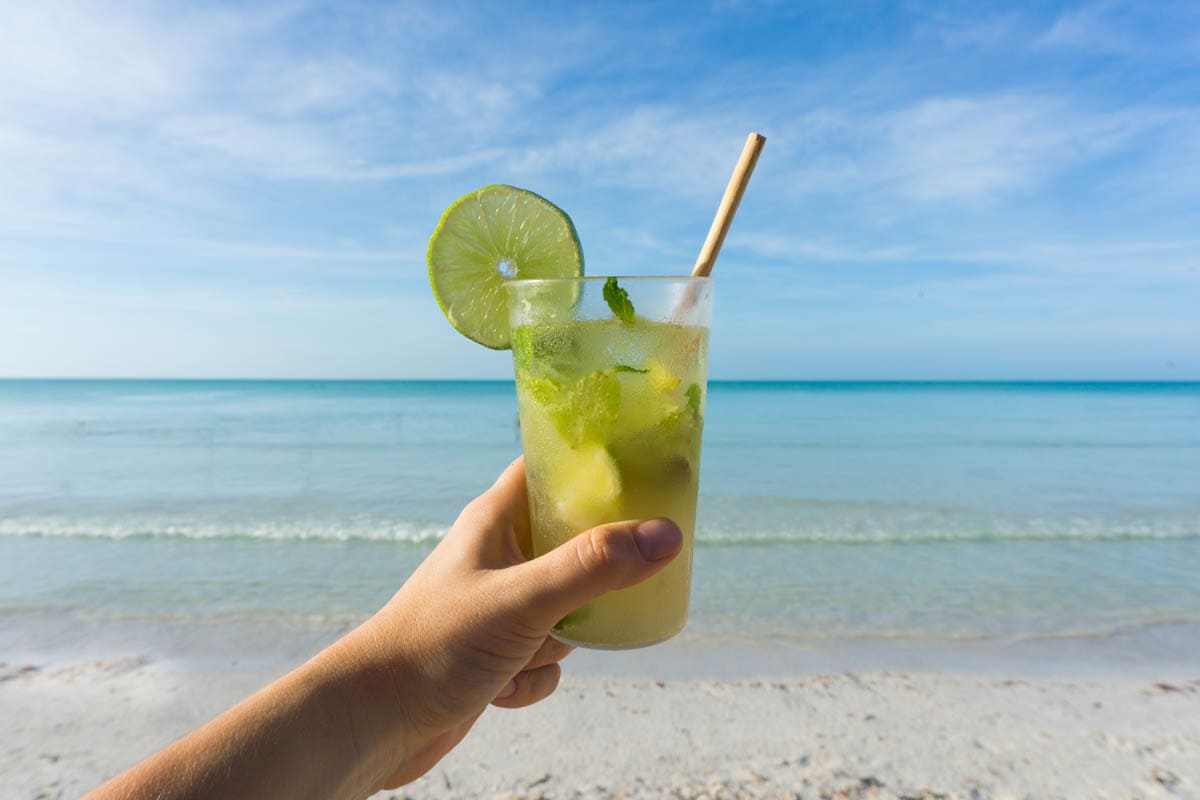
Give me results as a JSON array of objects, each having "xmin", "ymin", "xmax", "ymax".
[{"xmin": 509, "ymin": 518, "xmax": 683, "ymax": 631}]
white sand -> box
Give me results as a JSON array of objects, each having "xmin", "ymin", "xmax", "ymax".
[{"xmin": 3, "ymin": 651, "xmax": 1198, "ymax": 799}]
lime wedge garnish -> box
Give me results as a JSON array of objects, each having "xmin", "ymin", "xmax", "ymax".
[{"xmin": 427, "ymin": 185, "xmax": 584, "ymax": 349}]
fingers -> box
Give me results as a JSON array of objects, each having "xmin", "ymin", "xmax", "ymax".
[
  {"xmin": 488, "ymin": 457, "xmax": 532, "ymax": 560},
  {"xmin": 491, "ymin": 662, "xmax": 561, "ymax": 709},
  {"xmin": 485, "ymin": 639, "xmax": 572, "ymax": 713},
  {"xmin": 524, "ymin": 636, "xmax": 574, "ymax": 671},
  {"xmin": 488, "ymin": 455, "xmax": 526, "ymax": 500},
  {"xmin": 444, "ymin": 456, "xmax": 532, "ymax": 565},
  {"xmin": 508, "ymin": 518, "xmax": 683, "ymax": 631}
]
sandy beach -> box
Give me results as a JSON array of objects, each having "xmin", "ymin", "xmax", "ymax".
[{"xmin": 4, "ymin": 616, "xmax": 1198, "ymax": 800}]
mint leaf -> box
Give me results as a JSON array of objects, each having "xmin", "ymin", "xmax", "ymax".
[
  {"xmin": 511, "ymin": 326, "xmax": 535, "ymax": 372},
  {"xmin": 685, "ymin": 383, "xmax": 702, "ymax": 419},
  {"xmin": 614, "ymin": 364, "xmax": 649, "ymax": 374},
  {"xmin": 553, "ymin": 370, "xmax": 621, "ymax": 445},
  {"xmin": 603, "ymin": 277, "xmax": 635, "ymax": 322},
  {"xmin": 524, "ymin": 374, "xmax": 561, "ymax": 407}
]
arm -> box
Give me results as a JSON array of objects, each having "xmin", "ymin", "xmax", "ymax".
[
  {"xmin": 86, "ymin": 457, "xmax": 682, "ymax": 800},
  {"xmin": 84, "ymin": 646, "xmax": 401, "ymax": 800}
]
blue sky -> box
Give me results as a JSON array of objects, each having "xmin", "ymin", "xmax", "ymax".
[{"xmin": 1, "ymin": 0, "xmax": 1197, "ymax": 379}]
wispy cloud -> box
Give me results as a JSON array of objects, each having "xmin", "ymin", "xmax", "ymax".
[
  {"xmin": 505, "ymin": 105, "xmax": 753, "ymax": 196},
  {"xmin": 780, "ymin": 94, "xmax": 1173, "ymax": 206},
  {"xmin": 156, "ymin": 115, "xmax": 509, "ymax": 181},
  {"xmin": 915, "ymin": 12, "xmax": 1021, "ymax": 50},
  {"xmin": 1036, "ymin": 0, "xmax": 1200, "ymax": 57},
  {"xmin": 0, "ymin": 0, "xmax": 600, "ymax": 236},
  {"xmin": 734, "ymin": 229, "xmax": 1200, "ymax": 279},
  {"xmin": 883, "ymin": 95, "xmax": 1162, "ymax": 202},
  {"xmin": 1037, "ymin": 1, "xmax": 1141, "ymax": 54}
]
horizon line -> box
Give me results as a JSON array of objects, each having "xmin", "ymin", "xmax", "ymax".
[{"xmin": 1, "ymin": 377, "xmax": 1197, "ymax": 385}]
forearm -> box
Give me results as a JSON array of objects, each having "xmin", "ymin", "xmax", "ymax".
[{"xmin": 85, "ymin": 635, "xmax": 409, "ymax": 800}]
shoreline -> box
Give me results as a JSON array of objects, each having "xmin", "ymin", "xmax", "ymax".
[
  {"xmin": 5, "ymin": 377, "xmax": 1200, "ymax": 385},
  {"xmin": 3, "ymin": 609, "xmax": 1198, "ymax": 682}
]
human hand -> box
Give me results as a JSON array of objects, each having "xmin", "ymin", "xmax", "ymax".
[
  {"xmin": 85, "ymin": 456, "xmax": 682, "ymax": 800},
  {"xmin": 330, "ymin": 456, "xmax": 683, "ymax": 792}
]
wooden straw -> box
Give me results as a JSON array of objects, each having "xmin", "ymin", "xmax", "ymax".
[{"xmin": 691, "ymin": 132, "xmax": 766, "ymax": 278}]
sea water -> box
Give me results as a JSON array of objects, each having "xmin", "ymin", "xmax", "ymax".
[{"xmin": 1, "ymin": 380, "xmax": 1197, "ymax": 654}]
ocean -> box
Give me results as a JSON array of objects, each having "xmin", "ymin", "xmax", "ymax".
[{"xmin": 2, "ymin": 379, "xmax": 1198, "ymax": 659}]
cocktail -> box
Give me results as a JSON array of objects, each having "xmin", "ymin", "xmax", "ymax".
[
  {"xmin": 507, "ymin": 277, "xmax": 712, "ymax": 647},
  {"xmin": 424, "ymin": 133, "xmax": 762, "ymax": 649}
]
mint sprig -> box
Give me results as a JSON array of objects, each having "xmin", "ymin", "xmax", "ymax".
[
  {"xmin": 603, "ymin": 277, "xmax": 635, "ymax": 322},
  {"xmin": 686, "ymin": 383, "xmax": 702, "ymax": 419}
]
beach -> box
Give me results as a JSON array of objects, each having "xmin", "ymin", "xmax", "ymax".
[
  {"xmin": 2, "ymin": 379, "xmax": 1199, "ymax": 798},
  {"xmin": 4, "ymin": 617, "xmax": 1199, "ymax": 799},
  {"xmin": 7, "ymin": 0, "xmax": 1200, "ymax": 794}
]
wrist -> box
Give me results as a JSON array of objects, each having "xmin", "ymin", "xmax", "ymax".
[{"xmin": 303, "ymin": 623, "xmax": 424, "ymax": 796}]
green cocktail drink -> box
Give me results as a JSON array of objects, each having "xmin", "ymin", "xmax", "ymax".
[
  {"xmin": 425, "ymin": 181, "xmax": 740, "ymax": 648},
  {"xmin": 507, "ymin": 277, "xmax": 713, "ymax": 649}
]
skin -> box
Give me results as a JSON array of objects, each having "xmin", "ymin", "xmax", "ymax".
[{"xmin": 85, "ymin": 457, "xmax": 683, "ymax": 800}]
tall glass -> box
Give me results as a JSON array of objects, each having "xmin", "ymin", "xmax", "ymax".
[{"xmin": 506, "ymin": 277, "xmax": 713, "ymax": 649}]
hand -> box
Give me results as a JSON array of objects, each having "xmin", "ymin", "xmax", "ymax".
[
  {"xmin": 338, "ymin": 456, "xmax": 684, "ymax": 791},
  {"xmin": 86, "ymin": 456, "xmax": 683, "ymax": 800}
]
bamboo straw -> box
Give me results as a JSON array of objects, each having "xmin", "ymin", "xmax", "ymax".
[{"xmin": 691, "ymin": 132, "xmax": 766, "ymax": 278}]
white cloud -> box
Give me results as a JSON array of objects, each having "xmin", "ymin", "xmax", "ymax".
[
  {"xmin": 3, "ymin": 2, "xmax": 1182, "ymax": 240},
  {"xmin": 727, "ymin": 232, "xmax": 919, "ymax": 264},
  {"xmin": 881, "ymin": 96, "xmax": 1153, "ymax": 202},
  {"xmin": 0, "ymin": 2, "xmax": 195, "ymax": 117},
  {"xmin": 0, "ymin": 1, "xmax": 310, "ymax": 119},
  {"xmin": 242, "ymin": 55, "xmax": 398, "ymax": 116},
  {"xmin": 1036, "ymin": 0, "xmax": 1200, "ymax": 59},
  {"xmin": 0, "ymin": 121, "xmax": 221, "ymax": 243},
  {"xmin": 506, "ymin": 105, "xmax": 757, "ymax": 197},
  {"xmin": 778, "ymin": 94, "xmax": 1174, "ymax": 207},
  {"xmin": 1037, "ymin": 1, "xmax": 1140, "ymax": 54},
  {"xmin": 916, "ymin": 12, "xmax": 1021, "ymax": 50},
  {"xmin": 156, "ymin": 112, "xmax": 512, "ymax": 180},
  {"xmin": 733, "ymin": 228, "xmax": 1200, "ymax": 281},
  {"xmin": 0, "ymin": 0, "xmax": 610, "ymax": 244},
  {"xmin": 418, "ymin": 72, "xmax": 534, "ymax": 126}
]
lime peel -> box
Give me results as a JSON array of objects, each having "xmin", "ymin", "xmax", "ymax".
[{"xmin": 427, "ymin": 185, "xmax": 583, "ymax": 349}]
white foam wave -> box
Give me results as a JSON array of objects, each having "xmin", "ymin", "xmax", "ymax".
[
  {"xmin": 1, "ymin": 516, "xmax": 1197, "ymax": 545},
  {"xmin": 0, "ymin": 517, "xmax": 449, "ymax": 543},
  {"xmin": 693, "ymin": 506, "xmax": 1200, "ymax": 544},
  {"xmin": 694, "ymin": 524, "xmax": 1200, "ymax": 545}
]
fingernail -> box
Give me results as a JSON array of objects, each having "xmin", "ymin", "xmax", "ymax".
[
  {"xmin": 632, "ymin": 519, "xmax": 682, "ymax": 561},
  {"xmin": 497, "ymin": 678, "xmax": 517, "ymax": 699}
]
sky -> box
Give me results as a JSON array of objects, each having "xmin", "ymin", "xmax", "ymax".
[{"xmin": 1, "ymin": 0, "xmax": 1198, "ymax": 380}]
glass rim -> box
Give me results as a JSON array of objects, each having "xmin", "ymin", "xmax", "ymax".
[{"xmin": 505, "ymin": 275, "xmax": 713, "ymax": 286}]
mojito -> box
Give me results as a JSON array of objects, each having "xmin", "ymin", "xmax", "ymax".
[{"xmin": 508, "ymin": 277, "xmax": 712, "ymax": 648}]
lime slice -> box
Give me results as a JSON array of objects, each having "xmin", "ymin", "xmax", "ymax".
[
  {"xmin": 548, "ymin": 442, "xmax": 622, "ymax": 530},
  {"xmin": 427, "ymin": 185, "xmax": 584, "ymax": 349},
  {"xmin": 645, "ymin": 358, "xmax": 682, "ymax": 394}
]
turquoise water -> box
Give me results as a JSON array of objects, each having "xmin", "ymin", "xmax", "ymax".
[{"xmin": 1, "ymin": 380, "xmax": 1198, "ymax": 644}]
